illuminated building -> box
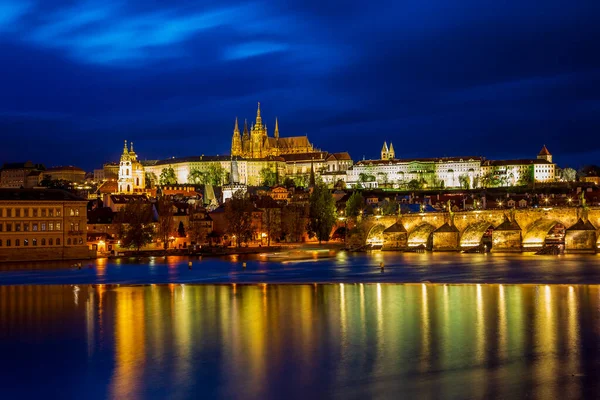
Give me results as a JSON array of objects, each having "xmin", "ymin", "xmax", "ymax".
[
  {"xmin": 118, "ymin": 140, "xmax": 145, "ymax": 194},
  {"xmin": 0, "ymin": 188, "xmax": 89, "ymax": 261}
]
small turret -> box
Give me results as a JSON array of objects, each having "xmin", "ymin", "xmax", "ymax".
[
  {"xmin": 388, "ymin": 142, "xmax": 395, "ymax": 159},
  {"xmin": 537, "ymin": 145, "xmax": 552, "ymax": 163},
  {"xmin": 274, "ymin": 118, "xmax": 279, "ymax": 139}
]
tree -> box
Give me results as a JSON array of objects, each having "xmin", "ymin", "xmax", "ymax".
[
  {"xmin": 517, "ymin": 166, "xmax": 534, "ymax": 187},
  {"xmin": 283, "ymin": 177, "xmax": 295, "ymax": 188},
  {"xmin": 145, "ymin": 172, "xmax": 157, "ymax": 189},
  {"xmin": 407, "ymin": 179, "xmax": 422, "ymax": 190},
  {"xmin": 177, "ymin": 221, "xmax": 186, "ymax": 237},
  {"xmin": 561, "ymin": 167, "xmax": 577, "ymax": 182},
  {"xmin": 281, "ymin": 203, "xmax": 307, "ymax": 242},
  {"xmin": 115, "ymin": 200, "xmax": 154, "ymax": 252},
  {"xmin": 188, "ymin": 168, "xmax": 205, "ymax": 184},
  {"xmin": 156, "ymin": 197, "xmax": 175, "ymax": 250},
  {"xmin": 225, "ymin": 190, "xmax": 255, "ymax": 247},
  {"xmin": 307, "ymin": 184, "xmax": 336, "ymax": 244},
  {"xmin": 579, "ymin": 165, "xmax": 600, "ymax": 177},
  {"xmin": 188, "ymin": 209, "xmax": 209, "ymax": 245},
  {"xmin": 159, "ymin": 166, "xmax": 177, "ymax": 185},
  {"xmin": 381, "ymin": 199, "xmax": 399, "ymax": 215},
  {"xmin": 206, "ymin": 163, "xmax": 225, "ymax": 186},
  {"xmin": 345, "ymin": 191, "xmax": 365, "ymax": 221},
  {"xmin": 258, "ymin": 197, "xmax": 281, "ymax": 246},
  {"xmin": 458, "ymin": 174, "xmax": 471, "ymax": 190},
  {"xmin": 259, "ymin": 167, "xmax": 278, "ymax": 187}
]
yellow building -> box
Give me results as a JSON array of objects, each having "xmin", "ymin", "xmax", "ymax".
[
  {"xmin": 118, "ymin": 141, "xmax": 145, "ymax": 193},
  {"xmin": 231, "ymin": 102, "xmax": 314, "ymax": 158},
  {"xmin": 0, "ymin": 189, "xmax": 90, "ymax": 262}
]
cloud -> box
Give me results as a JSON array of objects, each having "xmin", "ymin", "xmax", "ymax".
[
  {"xmin": 24, "ymin": 2, "xmax": 256, "ymax": 65},
  {"xmin": 224, "ymin": 41, "xmax": 288, "ymax": 60},
  {"xmin": 0, "ymin": 1, "xmax": 32, "ymax": 28}
]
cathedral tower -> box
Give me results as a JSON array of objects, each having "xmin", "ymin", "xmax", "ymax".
[
  {"xmin": 381, "ymin": 141, "xmax": 389, "ymax": 160},
  {"xmin": 231, "ymin": 117, "xmax": 242, "ymax": 157}
]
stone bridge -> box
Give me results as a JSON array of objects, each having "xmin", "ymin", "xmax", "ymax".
[{"xmin": 360, "ymin": 207, "xmax": 600, "ymax": 253}]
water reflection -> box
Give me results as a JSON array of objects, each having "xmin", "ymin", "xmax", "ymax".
[{"xmin": 0, "ymin": 284, "xmax": 599, "ymax": 399}]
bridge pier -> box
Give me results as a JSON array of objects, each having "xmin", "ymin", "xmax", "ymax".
[
  {"xmin": 565, "ymin": 219, "xmax": 597, "ymax": 254},
  {"xmin": 491, "ymin": 218, "xmax": 522, "ymax": 253},
  {"xmin": 432, "ymin": 223, "xmax": 460, "ymax": 251}
]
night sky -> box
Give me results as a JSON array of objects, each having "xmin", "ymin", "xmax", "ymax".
[{"xmin": 1, "ymin": 0, "xmax": 600, "ymax": 171}]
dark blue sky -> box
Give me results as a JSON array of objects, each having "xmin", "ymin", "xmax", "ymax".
[{"xmin": 1, "ymin": 0, "xmax": 600, "ymax": 171}]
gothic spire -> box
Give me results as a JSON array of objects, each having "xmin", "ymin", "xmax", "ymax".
[
  {"xmin": 274, "ymin": 117, "xmax": 279, "ymax": 139},
  {"xmin": 130, "ymin": 141, "xmax": 134, "ymax": 153},
  {"xmin": 255, "ymin": 102, "xmax": 262, "ymax": 126},
  {"xmin": 381, "ymin": 141, "xmax": 388, "ymax": 152},
  {"xmin": 243, "ymin": 118, "xmax": 249, "ymax": 139},
  {"xmin": 234, "ymin": 117, "xmax": 239, "ymax": 133}
]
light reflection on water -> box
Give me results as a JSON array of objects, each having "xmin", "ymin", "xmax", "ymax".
[{"xmin": 0, "ymin": 284, "xmax": 599, "ymax": 399}]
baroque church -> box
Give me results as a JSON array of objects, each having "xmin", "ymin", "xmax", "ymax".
[
  {"xmin": 118, "ymin": 140, "xmax": 145, "ymax": 194},
  {"xmin": 231, "ymin": 102, "xmax": 314, "ymax": 158}
]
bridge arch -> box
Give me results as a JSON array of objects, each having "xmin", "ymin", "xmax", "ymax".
[
  {"xmin": 460, "ymin": 221, "xmax": 495, "ymax": 250},
  {"xmin": 522, "ymin": 218, "xmax": 566, "ymax": 249},
  {"xmin": 408, "ymin": 223, "xmax": 435, "ymax": 250},
  {"xmin": 366, "ymin": 224, "xmax": 386, "ymax": 247}
]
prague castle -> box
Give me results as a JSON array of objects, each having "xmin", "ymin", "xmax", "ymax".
[{"xmin": 231, "ymin": 102, "xmax": 314, "ymax": 158}]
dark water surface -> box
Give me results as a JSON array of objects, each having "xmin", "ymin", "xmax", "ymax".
[
  {"xmin": 1, "ymin": 252, "xmax": 600, "ymax": 285},
  {"xmin": 1, "ymin": 283, "xmax": 599, "ymax": 399}
]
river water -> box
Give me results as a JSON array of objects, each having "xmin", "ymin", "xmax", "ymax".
[
  {"xmin": 1, "ymin": 254, "xmax": 600, "ymax": 399},
  {"xmin": 1, "ymin": 252, "xmax": 600, "ymax": 285}
]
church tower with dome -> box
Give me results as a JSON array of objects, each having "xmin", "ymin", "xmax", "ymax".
[{"xmin": 118, "ymin": 140, "xmax": 145, "ymax": 194}]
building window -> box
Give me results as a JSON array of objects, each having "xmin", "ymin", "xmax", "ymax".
[
  {"xmin": 6, "ymin": 223, "xmax": 11, "ymax": 232},
  {"xmin": 70, "ymin": 223, "xmax": 74, "ymax": 231},
  {"xmin": 24, "ymin": 223, "xmax": 29, "ymax": 231},
  {"xmin": 0, "ymin": 239, "xmax": 2, "ymax": 246},
  {"xmin": 67, "ymin": 238, "xmax": 71, "ymax": 245},
  {"xmin": 15, "ymin": 239, "xmax": 20, "ymax": 246},
  {"xmin": 33, "ymin": 238, "xmax": 37, "ymax": 246},
  {"xmin": 32, "ymin": 223, "xmax": 38, "ymax": 231},
  {"xmin": 75, "ymin": 223, "xmax": 79, "ymax": 231},
  {"xmin": 7, "ymin": 208, "xmax": 12, "ymax": 217},
  {"xmin": 24, "ymin": 208, "xmax": 29, "ymax": 217},
  {"xmin": 41, "ymin": 223, "xmax": 46, "ymax": 231},
  {"xmin": 56, "ymin": 238, "xmax": 60, "ymax": 245},
  {"xmin": 56, "ymin": 223, "xmax": 61, "ymax": 231},
  {"xmin": 41, "ymin": 238, "xmax": 46, "ymax": 246},
  {"xmin": 49, "ymin": 223, "xmax": 53, "ymax": 231},
  {"xmin": 75, "ymin": 208, "xmax": 79, "ymax": 216},
  {"xmin": 24, "ymin": 239, "xmax": 28, "ymax": 246},
  {"xmin": 78, "ymin": 237, "xmax": 83, "ymax": 245},
  {"xmin": 6, "ymin": 239, "xmax": 10, "ymax": 246},
  {"xmin": 49, "ymin": 238, "xmax": 53, "ymax": 245},
  {"xmin": 70, "ymin": 208, "xmax": 74, "ymax": 216},
  {"xmin": 49, "ymin": 209, "xmax": 54, "ymax": 217},
  {"xmin": 33, "ymin": 209, "xmax": 38, "ymax": 217},
  {"xmin": 56, "ymin": 209, "xmax": 61, "ymax": 217},
  {"xmin": 15, "ymin": 208, "xmax": 20, "ymax": 217}
]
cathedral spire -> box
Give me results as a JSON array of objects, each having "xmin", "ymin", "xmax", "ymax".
[
  {"xmin": 234, "ymin": 117, "xmax": 239, "ymax": 133},
  {"xmin": 389, "ymin": 142, "xmax": 395, "ymax": 159},
  {"xmin": 274, "ymin": 117, "xmax": 279, "ymax": 139},
  {"xmin": 130, "ymin": 141, "xmax": 134, "ymax": 153},
  {"xmin": 255, "ymin": 102, "xmax": 262, "ymax": 127},
  {"xmin": 123, "ymin": 140, "xmax": 128, "ymax": 154},
  {"xmin": 243, "ymin": 119, "xmax": 249, "ymax": 139}
]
